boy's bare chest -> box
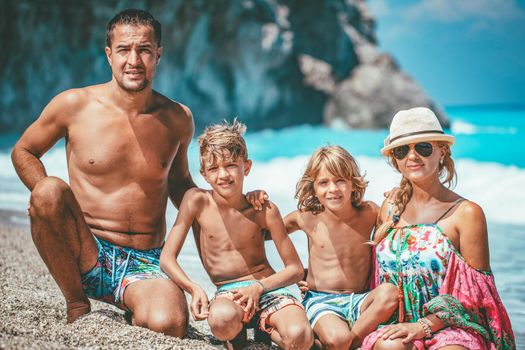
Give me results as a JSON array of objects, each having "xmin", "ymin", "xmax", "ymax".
[{"xmin": 198, "ymin": 209, "xmax": 264, "ymax": 247}]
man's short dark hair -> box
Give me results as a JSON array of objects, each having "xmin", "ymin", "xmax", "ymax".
[{"xmin": 106, "ymin": 9, "xmax": 162, "ymax": 47}]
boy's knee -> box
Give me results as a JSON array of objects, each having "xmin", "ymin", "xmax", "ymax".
[
  {"xmin": 208, "ymin": 303, "xmax": 243, "ymax": 340},
  {"xmin": 279, "ymin": 322, "xmax": 314, "ymax": 350},
  {"xmin": 322, "ymin": 331, "xmax": 352, "ymax": 349},
  {"xmin": 29, "ymin": 177, "xmax": 70, "ymax": 218},
  {"xmin": 375, "ymin": 283, "xmax": 398, "ymax": 308}
]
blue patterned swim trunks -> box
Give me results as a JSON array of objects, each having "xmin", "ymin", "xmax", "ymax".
[
  {"xmin": 302, "ymin": 289, "xmax": 370, "ymax": 328},
  {"xmin": 213, "ymin": 280, "xmax": 303, "ymax": 334},
  {"xmin": 81, "ymin": 236, "xmax": 169, "ymax": 310}
]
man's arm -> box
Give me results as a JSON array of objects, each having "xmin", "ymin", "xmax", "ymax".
[
  {"xmin": 167, "ymin": 104, "xmax": 196, "ymax": 209},
  {"xmin": 11, "ymin": 90, "xmax": 79, "ymax": 190},
  {"xmin": 160, "ymin": 189, "xmax": 208, "ymax": 320}
]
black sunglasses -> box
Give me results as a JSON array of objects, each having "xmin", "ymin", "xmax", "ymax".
[{"xmin": 392, "ymin": 142, "xmax": 433, "ymax": 160}]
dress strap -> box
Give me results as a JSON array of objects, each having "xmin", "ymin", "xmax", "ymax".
[{"xmin": 433, "ymin": 198, "xmax": 465, "ymax": 224}]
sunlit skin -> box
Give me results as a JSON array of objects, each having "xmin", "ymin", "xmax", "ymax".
[
  {"xmin": 372, "ymin": 142, "xmax": 491, "ymax": 350},
  {"xmin": 11, "ymin": 22, "xmax": 194, "ymax": 332},
  {"xmin": 282, "ymin": 165, "xmax": 400, "ymax": 350},
  {"xmin": 160, "ymin": 153, "xmax": 312, "ymax": 349},
  {"xmin": 286, "ymin": 165, "xmax": 377, "ymax": 294}
]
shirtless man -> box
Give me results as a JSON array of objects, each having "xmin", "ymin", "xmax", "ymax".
[
  {"xmin": 160, "ymin": 120, "xmax": 313, "ymax": 350},
  {"xmin": 11, "ymin": 9, "xmax": 194, "ymax": 337}
]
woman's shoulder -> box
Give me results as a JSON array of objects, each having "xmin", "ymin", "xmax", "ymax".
[{"xmin": 453, "ymin": 198, "xmax": 486, "ymax": 222}]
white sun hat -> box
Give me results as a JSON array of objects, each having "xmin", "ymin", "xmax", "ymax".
[{"xmin": 381, "ymin": 107, "xmax": 455, "ymax": 156}]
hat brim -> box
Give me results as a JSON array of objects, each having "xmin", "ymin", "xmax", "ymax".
[{"xmin": 381, "ymin": 133, "xmax": 455, "ymax": 156}]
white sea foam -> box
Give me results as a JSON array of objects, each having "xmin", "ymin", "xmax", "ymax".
[
  {"xmin": 451, "ymin": 120, "xmax": 518, "ymax": 135},
  {"xmin": 1, "ymin": 146, "xmax": 525, "ymax": 226}
]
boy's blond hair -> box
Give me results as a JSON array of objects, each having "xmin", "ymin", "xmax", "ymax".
[
  {"xmin": 198, "ymin": 119, "xmax": 248, "ymax": 170},
  {"xmin": 296, "ymin": 145, "xmax": 368, "ymax": 212}
]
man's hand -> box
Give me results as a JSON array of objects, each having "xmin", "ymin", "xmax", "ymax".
[
  {"xmin": 380, "ymin": 322, "xmax": 426, "ymax": 343},
  {"xmin": 190, "ymin": 286, "xmax": 210, "ymax": 321},
  {"xmin": 245, "ymin": 190, "xmax": 269, "ymax": 211},
  {"xmin": 231, "ymin": 282, "xmax": 264, "ymax": 319}
]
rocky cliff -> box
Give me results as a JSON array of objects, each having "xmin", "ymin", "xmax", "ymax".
[{"xmin": 0, "ymin": 0, "xmax": 447, "ymax": 133}]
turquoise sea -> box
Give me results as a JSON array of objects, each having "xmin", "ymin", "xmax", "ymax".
[{"xmin": 0, "ymin": 105, "xmax": 524, "ymax": 345}]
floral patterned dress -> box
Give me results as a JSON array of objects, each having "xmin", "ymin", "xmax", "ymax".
[{"xmin": 361, "ymin": 224, "xmax": 516, "ymax": 350}]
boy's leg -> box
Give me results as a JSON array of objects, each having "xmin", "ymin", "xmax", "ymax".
[
  {"xmin": 207, "ymin": 297, "xmax": 245, "ymax": 343},
  {"xmin": 28, "ymin": 176, "xmax": 98, "ymax": 323},
  {"xmin": 350, "ymin": 283, "xmax": 398, "ymax": 348},
  {"xmin": 313, "ymin": 314, "xmax": 353, "ymax": 350},
  {"xmin": 267, "ymin": 306, "xmax": 313, "ymax": 350},
  {"xmin": 123, "ymin": 279, "xmax": 189, "ymax": 337}
]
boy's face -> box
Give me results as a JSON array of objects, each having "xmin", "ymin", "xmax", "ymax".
[
  {"xmin": 313, "ymin": 165, "xmax": 354, "ymax": 212},
  {"xmin": 200, "ymin": 151, "xmax": 252, "ymax": 198}
]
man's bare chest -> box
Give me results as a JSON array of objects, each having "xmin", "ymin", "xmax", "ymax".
[{"xmin": 66, "ymin": 114, "xmax": 179, "ymax": 177}]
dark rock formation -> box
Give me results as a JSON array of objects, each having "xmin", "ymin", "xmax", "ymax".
[{"xmin": 0, "ymin": 0, "xmax": 446, "ymax": 133}]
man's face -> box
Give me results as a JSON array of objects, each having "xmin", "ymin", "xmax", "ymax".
[{"xmin": 105, "ymin": 24, "xmax": 162, "ymax": 92}]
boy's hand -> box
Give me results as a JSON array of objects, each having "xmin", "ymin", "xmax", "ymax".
[
  {"xmin": 297, "ymin": 280, "xmax": 309, "ymax": 297},
  {"xmin": 245, "ymin": 190, "xmax": 269, "ymax": 211},
  {"xmin": 384, "ymin": 187, "xmax": 400, "ymax": 203},
  {"xmin": 190, "ymin": 286, "xmax": 210, "ymax": 321},
  {"xmin": 232, "ymin": 282, "xmax": 264, "ymax": 318}
]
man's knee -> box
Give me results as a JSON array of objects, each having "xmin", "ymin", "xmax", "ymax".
[
  {"xmin": 29, "ymin": 176, "xmax": 71, "ymax": 218},
  {"xmin": 134, "ymin": 307, "xmax": 188, "ymax": 338}
]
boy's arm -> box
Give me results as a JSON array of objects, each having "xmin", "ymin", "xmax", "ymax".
[
  {"xmin": 160, "ymin": 189, "xmax": 209, "ymax": 320},
  {"xmin": 259, "ymin": 202, "xmax": 304, "ymax": 290},
  {"xmin": 263, "ymin": 209, "xmax": 302, "ymax": 241}
]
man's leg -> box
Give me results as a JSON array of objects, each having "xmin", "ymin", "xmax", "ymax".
[
  {"xmin": 350, "ymin": 283, "xmax": 398, "ymax": 349},
  {"xmin": 313, "ymin": 314, "xmax": 353, "ymax": 350},
  {"xmin": 267, "ymin": 306, "xmax": 313, "ymax": 350},
  {"xmin": 124, "ymin": 279, "xmax": 189, "ymax": 337},
  {"xmin": 28, "ymin": 176, "xmax": 98, "ymax": 323}
]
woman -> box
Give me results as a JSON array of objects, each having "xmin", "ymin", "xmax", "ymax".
[{"xmin": 362, "ymin": 107, "xmax": 515, "ymax": 350}]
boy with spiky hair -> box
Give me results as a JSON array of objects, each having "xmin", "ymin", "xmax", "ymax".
[{"xmin": 160, "ymin": 120, "xmax": 313, "ymax": 350}]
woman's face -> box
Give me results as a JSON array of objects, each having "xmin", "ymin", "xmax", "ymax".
[{"xmin": 393, "ymin": 141, "xmax": 444, "ymax": 183}]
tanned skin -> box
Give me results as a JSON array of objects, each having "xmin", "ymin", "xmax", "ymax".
[
  {"xmin": 283, "ymin": 165, "xmax": 398, "ymax": 350},
  {"xmin": 160, "ymin": 154, "xmax": 313, "ymax": 350},
  {"xmin": 373, "ymin": 142, "xmax": 490, "ymax": 350},
  {"xmin": 11, "ymin": 23, "xmax": 194, "ymax": 336}
]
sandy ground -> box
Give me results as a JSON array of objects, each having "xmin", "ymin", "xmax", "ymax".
[{"xmin": 0, "ymin": 209, "xmax": 276, "ymax": 350}]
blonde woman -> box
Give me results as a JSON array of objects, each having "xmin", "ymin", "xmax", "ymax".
[{"xmin": 362, "ymin": 108, "xmax": 515, "ymax": 350}]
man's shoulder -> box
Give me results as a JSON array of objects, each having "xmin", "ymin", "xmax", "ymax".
[
  {"xmin": 49, "ymin": 87, "xmax": 94, "ymax": 111},
  {"xmin": 152, "ymin": 92, "xmax": 193, "ymax": 121}
]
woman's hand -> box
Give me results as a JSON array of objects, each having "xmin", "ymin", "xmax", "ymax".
[{"xmin": 380, "ymin": 322, "xmax": 426, "ymax": 343}]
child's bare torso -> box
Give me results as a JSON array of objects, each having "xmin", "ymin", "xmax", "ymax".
[
  {"xmin": 194, "ymin": 191, "xmax": 275, "ymax": 286},
  {"xmin": 301, "ymin": 203, "xmax": 376, "ymax": 294}
]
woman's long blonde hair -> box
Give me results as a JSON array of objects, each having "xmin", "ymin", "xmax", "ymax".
[
  {"xmin": 296, "ymin": 145, "xmax": 368, "ymax": 213},
  {"xmin": 373, "ymin": 142, "xmax": 457, "ymax": 243}
]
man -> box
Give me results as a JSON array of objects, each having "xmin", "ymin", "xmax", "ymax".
[{"xmin": 11, "ymin": 9, "xmax": 194, "ymax": 337}]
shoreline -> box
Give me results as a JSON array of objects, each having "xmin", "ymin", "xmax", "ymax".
[{"xmin": 0, "ymin": 209, "xmax": 274, "ymax": 349}]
